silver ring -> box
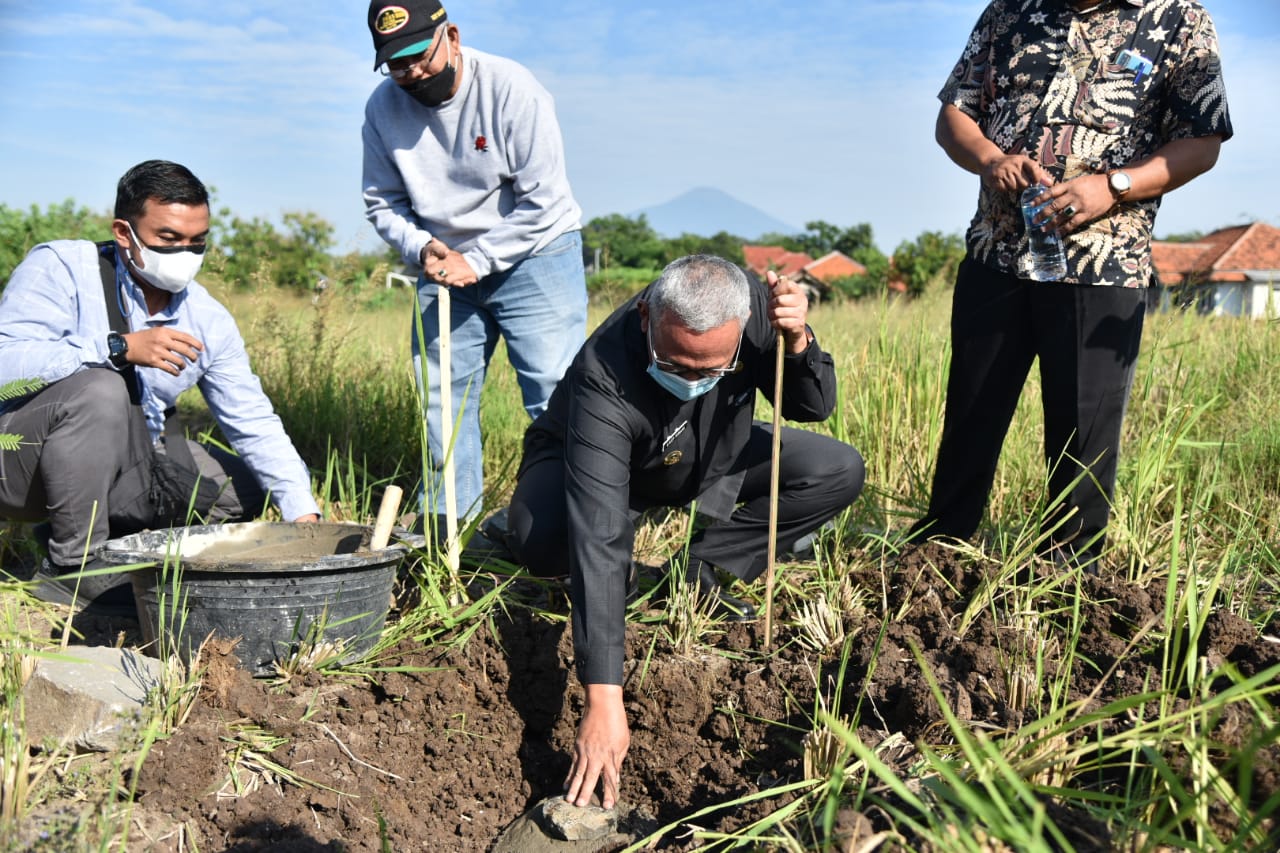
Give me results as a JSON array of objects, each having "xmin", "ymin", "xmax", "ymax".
[
  {"xmin": 437, "ymin": 268, "xmax": 448, "ymax": 277},
  {"xmin": 1063, "ymin": 204, "xmax": 1077, "ymax": 218}
]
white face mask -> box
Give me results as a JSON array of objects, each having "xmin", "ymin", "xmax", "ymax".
[{"xmin": 124, "ymin": 222, "xmax": 205, "ymax": 293}]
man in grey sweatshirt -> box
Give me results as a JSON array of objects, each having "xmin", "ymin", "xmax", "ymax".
[{"xmin": 363, "ymin": 0, "xmax": 588, "ymax": 525}]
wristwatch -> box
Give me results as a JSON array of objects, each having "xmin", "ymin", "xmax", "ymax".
[
  {"xmin": 1107, "ymin": 169, "xmax": 1132, "ymax": 199},
  {"xmin": 107, "ymin": 332, "xmax": 129, "ymax": 368}
]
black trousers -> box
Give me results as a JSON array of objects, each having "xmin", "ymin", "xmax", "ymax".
[
  {"xmin": 508, "ymin": 425, "xmax": 865, "ymax": 582},
  {"xmin": 909, "ymin": 258, "xmax": 1145, "ymax": 557}
]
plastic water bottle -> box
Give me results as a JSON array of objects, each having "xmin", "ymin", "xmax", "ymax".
[{"xmin": 1020, "ymin": 185, "xmax": 1067, "ymax": 281}]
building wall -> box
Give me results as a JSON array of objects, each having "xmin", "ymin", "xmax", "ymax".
[
  {"xmin": 1198, "ymin": 281, "xmax": 1280, "ymax": 319},
  {"xmin": 1246, "ymin": 282, "xmax": 1280, "ymax": 319}
]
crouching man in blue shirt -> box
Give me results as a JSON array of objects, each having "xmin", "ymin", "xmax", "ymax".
[{"xmin": 0, "ymin": 160, "xmax": 320, "ymax": 609}]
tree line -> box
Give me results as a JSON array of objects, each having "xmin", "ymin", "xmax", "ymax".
[
  {"xmin": 0, "ymin": 200, "xmax": 967, "ymax": 299},
  {"xmin": 582, "ymin": 213, "xmax": 966, "ymax": 299},
  {"xmin": 0, "ymin": 199, "xmax": 394, "ymax": 295}
]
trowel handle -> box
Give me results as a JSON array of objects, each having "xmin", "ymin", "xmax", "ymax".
[{"xmin": 371, "ymin": 485, "xmax": 404, "ymax": 551}]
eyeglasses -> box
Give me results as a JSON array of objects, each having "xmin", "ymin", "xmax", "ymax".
[
  {"xmin": 648, "ymin": 325, "xmax": 743, "ymax": 380},
  {"xmin": 378, "ymin": 25, "xmax": 446, "ymax": 78},
  {"xmin": 141, "ymin": 241, "xmax": 207, "ymax": 255}
]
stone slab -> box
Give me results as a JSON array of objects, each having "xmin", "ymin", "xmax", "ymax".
[{"xmin": 22, "ymin": 646, "xmax": 165, "ymax": 753}]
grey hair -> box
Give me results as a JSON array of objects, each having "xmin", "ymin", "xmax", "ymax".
[{"xmin": 647, "ymin": 254, "xmax": 751, "ymax": 333}]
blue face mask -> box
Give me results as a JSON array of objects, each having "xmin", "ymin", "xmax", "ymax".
[
  {"xmin": 647, "ymin": 362, "xmax": 722, "ymax": 401},
  {"xmin": 645, "ymin": 320, "xmax": 740, "ymax": 401}
]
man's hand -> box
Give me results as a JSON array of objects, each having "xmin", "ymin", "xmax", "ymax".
[
  {"xmin": 565, "ymin": 684, "xmax": 629, "ymax": 809},
  {"xmin": 764, "ymin": 271, "xmax": 811, "ymax": 354},
  {"xmin": 124, "ymin": 328, "xmax": 204, "ymax": 375},
  {"xmin": 1032, "ymin": 174, "xmax": 1114, "ymax": 234},
  {"xmin": 1030, "ymin": 136, "xmax": 1224, "ymax": 235},
  {"xmin": 420, "ymin": 238, "xmax": 479, "ymax": 287},
  {"xmin": 935, "ymin": 104, "xmax": 1052, "ymax": 194},
  {"xmin": 980, "ymin": 153, "xmax": 1054, "ymax": 196}
]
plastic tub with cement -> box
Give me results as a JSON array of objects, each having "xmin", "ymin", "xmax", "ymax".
[{"xmin": 102, "ymin": 522, "xmax": 406, "ymax": 676}]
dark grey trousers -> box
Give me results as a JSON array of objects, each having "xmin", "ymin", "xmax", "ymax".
[
  {"xmin": 0, "ymin": 369, "xmax": 264, "ymax": 566},
  {"xmin": 508, "ymin": 425, "xmax": 865, "ymax": 582}
]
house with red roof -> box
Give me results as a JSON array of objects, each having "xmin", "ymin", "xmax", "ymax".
[
  {"xmin": 742, "ymin": 244, "xmax": 867, "ymax": 302},
  {"xmin": 1151, "ymin": 222, "xmax": 1280, "ymax": 318}
]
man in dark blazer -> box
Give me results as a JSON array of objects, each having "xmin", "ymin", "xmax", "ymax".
[{"xmin": 505, "ymin": 253, "xmax": 864, "ymax": 810}]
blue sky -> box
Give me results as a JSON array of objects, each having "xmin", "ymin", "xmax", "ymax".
[{"xmin": 1, "ymin": 1, "xmax": 1276, "ymax": 256}]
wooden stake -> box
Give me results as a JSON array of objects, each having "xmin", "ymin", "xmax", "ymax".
[
  {"xmin": 764, "ymin": 330, "xmax": 784, "ymax": 648},
  {"xmin": 437, "ymin": 286, "xmax": 462, "ymax": 600},
  {"xmin": 370, "ymin": 485, "xmax": 404, "ymax": 551}
]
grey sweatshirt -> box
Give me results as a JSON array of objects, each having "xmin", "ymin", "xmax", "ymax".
[{"xmin": 361, "ymin": 47, "xmax": 582, "ymax": 278}]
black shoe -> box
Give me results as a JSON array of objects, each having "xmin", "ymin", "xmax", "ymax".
[
  {"xmin": 684, "ymin": 558, "xmax": 756, "ymax": 622},
  {"xmin": 464, "ymin": 509, "xmax": 518, "ymax": 565},
  {"xmin": 480, "ymin": 507, "xmax": 509, "ymax": 542},
  {"xmin": 396, "ymin": 513, "xmax": 518, "ymax": 565},
  {"xmin": 30, "ymin": 557, "xmax": 136, "ymax": 615}
]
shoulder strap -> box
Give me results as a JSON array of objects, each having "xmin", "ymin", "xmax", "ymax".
[
  {"xmin": 96, "ymin": 241, "xmax": 130, "ymax": 336},
  {"xmin": 96, "ymin": 241, "xmax": 142, "ymax": 405},
  {"xmin": 98, "ymin": 243, "xmax": 209, "ymax": 494}
]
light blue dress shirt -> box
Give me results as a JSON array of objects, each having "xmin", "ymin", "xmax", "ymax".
[{"xmin": 0, "ymin": 240, "xmax": 320, "ymax": 521}]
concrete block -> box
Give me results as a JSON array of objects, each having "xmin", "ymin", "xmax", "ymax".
[{"xmin": 22, "ymin": 647, "xmax": 165, "ymax": 753}]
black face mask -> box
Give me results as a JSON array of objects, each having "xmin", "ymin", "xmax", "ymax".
[
  {"xmin": 400, "ymin": 33, "xmax": 457, "ymax": 109},
  {"xmin": 402, "ymin": 62, "xmax": 457, "ymax": 107}
]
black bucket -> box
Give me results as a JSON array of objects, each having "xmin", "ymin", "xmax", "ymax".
[{"xmin": 101, "ymin": 522, "xmax": 405, "ymax": 676}]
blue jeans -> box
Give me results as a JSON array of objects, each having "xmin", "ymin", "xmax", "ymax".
[{"xmin": 412, "ymin": 230, "xmax": 587, "ymax": 520}]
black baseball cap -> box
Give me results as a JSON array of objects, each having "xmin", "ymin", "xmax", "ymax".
[{"xmin": 368, "ymin": 0, "xmax": 449, "ymax": 69}]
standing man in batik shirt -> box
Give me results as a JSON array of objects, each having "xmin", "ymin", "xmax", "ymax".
[{"xmin": 909, "ymin": 0, "xmax": 1232, "ymax": 566}]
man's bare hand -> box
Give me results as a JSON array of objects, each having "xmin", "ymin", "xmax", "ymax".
[
  {"xmin": 124, "ymin": 327, "xmax": 204, "ymax": 375},
  {"xmin": 565, "ymin": 684, "xmax": 629, "ymax": 809},
  {"xmin": 980, "ymin": 153, "xmax": 1054, "ymax": 196},
  {"xmin": 765, "ymin": 271, "xmax": 811, "ymax": 354},
  {"xmin": 421, "ymin": 238, "xmax": 479, "ymax": 287},
  {"xmin": 1033, "ymin": 173, "xmax": 1115, "ymax": 233}
]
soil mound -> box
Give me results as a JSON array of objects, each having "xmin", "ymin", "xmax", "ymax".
[{"xmin": 125, "ymin": 547, "xmax": 1280, "ymax": 850}]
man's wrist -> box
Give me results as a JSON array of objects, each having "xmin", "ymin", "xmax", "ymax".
[
  {"xmin": 584, "ymin": 683, "xmax": 623, "ymax": 707},
  {"xmin": 1106, "ymin": 168, "xmax": 1133, "ymax": 201},
  {"xmin": 786, "ymin": 325, "xmax": 815, "ymax": 355}
]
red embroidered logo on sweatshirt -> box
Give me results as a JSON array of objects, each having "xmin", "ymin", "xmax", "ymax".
[{"xmin": 474, "ymin": 135, "xmax": 488, "ymax": 152}]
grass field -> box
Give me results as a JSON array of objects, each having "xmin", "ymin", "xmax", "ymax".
[
  {"xmin": 2, "ymin": 272, "xmax": 1278, "ymax": 850},
  {"xmin": 217, "ymin": 273, "xmax": 1280, "ymax": 571}
]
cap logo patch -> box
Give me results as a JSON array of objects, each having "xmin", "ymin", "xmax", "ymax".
[{"xmin": 374, "ymin": 7, "xmax": 410, "ymax": 35}]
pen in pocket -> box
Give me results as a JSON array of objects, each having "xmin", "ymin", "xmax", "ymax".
[{"xmin": 1114, "ymin": 48, "xmax": 1154, "ymax": 84}]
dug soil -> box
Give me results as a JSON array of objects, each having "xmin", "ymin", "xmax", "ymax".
[{"xmin": 28, "ymin": 545, "xmax": 1280, "ymax": 850}]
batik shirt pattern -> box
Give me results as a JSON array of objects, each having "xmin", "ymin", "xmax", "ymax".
[{"xmin": 940, "ymin": 0, "xmax": 1232, "ymax": 286}]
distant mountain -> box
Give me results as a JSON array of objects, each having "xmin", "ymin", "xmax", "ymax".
[{"xmin": 631, "ymin": 187, "xmax": 799, "ymax": 241}]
